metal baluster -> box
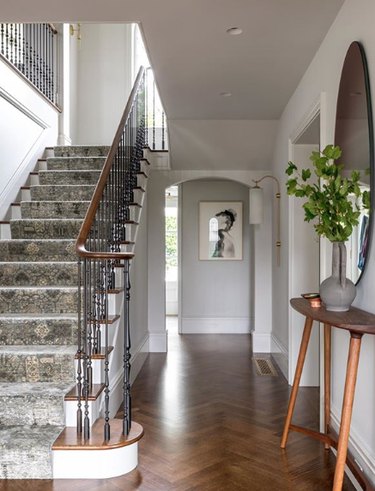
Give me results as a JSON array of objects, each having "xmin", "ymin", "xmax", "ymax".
[
  {"xmin": 1, "ymin": 24, "xmax": 4, "ymax": 55},
  {"xmin": 104, "ymin": 259, "xmax": 110, "ymax": 441},
  {"xmin": 161, "ymin": 110, "xmax": 166, "ymax": 150},
  {"xmin": 24, "ymin": 24, "xmax": 30, "ymax": 79},
  {"xmin": 17, "ymin": 24, "xmax": 22, "ymax": 71},
  {"xmin": 83, "ymin": 259, "xmax": 90, "ymax": 440},
  {"xmin": 50, "ymin": 28, "xmax": 55, "ymax": 104},
  {"xmin": 123, "ymin": 259, "xmax": 132, "ymax": 435},
  {"xmin": 152, "ymin": 78, "xmax": 156, "ymax": 150},
  {"xmin": 9, "ymin": 24, "xmax": 14, "ymax": 63},
  {"xmin": 5, "ymin": 24, "xmax": 9, "ymax": 59},
  {"xmin": 76, "ymin": 259, "xmax": 83, "ymax": 434}
]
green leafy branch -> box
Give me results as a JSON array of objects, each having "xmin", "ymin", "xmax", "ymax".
[{"xmin": 286, "ymin": 145, "xmax": 363, "ymax": 242}]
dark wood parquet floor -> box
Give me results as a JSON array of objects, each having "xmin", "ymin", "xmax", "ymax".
[{"xmin": 0, "ymin": 332, "xmax": 355, "ymax": 491}]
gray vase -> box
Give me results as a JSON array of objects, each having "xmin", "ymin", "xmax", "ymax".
[{"xmin": 319, "ymin": 241, "xmax": 356, "ymax": 312}]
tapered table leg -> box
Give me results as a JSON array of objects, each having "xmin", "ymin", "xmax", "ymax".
[
  {"xmin": 281, "ymin": 316, "xmax": 313, "ymax": 449},
  {"xmin": 324, "ymin": 323, "xmax": 331, "ymax": 450},
  {"xmin": 332, "ymin": 333, "xmax": 362, "ymax": 491}
]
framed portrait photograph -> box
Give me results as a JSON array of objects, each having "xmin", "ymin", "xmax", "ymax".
[{"xmin": 199, "ymin": 201, "xmax": 243, "ymax": 260}]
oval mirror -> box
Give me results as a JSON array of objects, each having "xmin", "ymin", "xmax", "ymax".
[{"xmin": 335, "ymin": 41, "xmax": 374, "ymax": 284}]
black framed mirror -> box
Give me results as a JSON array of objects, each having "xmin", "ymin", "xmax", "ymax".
[{"xmin": 335, "ymin": 41, "xmax": 374, "ymax": 284}]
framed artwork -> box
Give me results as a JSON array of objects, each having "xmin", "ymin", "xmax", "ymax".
[{"xmin": 199, "ymin": 201, "xmax": 243, "ymax": 260}]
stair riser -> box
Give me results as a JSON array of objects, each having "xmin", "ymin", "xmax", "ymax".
[
  {"xmin": 0, "ymin": 262, "xmax": 78, "ymax": 287},
  {"xmin": 11, "ymin": 220, "xmax": 82, "ymax": 240},
  {"xmin": 0, "ymin": 319, "xmax": 77, "ymax": 345},
  {"xmin": 31, "ymin": 185, "xmax": 95, "ymax": 201},
  {"xmin": 0, "ymin": 395, "xmax": 65, "ymax": 425},
  {"xmin": 54, "ymin": 146, "xmax": 110, "ymax": 157},
  {"xmin": 0, "ymin": 353, "xmax": 75, "ymax": 383},
  {"xmin": 21, "ymin": 202, "xmax": 89, "ymax": 219},
  {"xmin": 0, "ymin": 290, "xmax": 78, "ymax": 314},
  {"xmin": 0, "ymin": 240, "xmax": 76, "ymax": 262},
  {"xmin": 47, "ymin": 157, "xmax": 106, "ymax": 171},
  {"xmin": 39, "ymin": 171, "xmax": 101, "ymax": 186}
]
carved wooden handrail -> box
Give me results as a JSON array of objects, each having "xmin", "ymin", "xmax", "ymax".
[{"xmin": 76, "ymin": 66, "xmax": 145, "ymax": 260}]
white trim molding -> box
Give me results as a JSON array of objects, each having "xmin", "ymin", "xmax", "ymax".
[
  {"xmin": 149, "ymin": 331, "xmax": 168, "ymax": 352},
  {"xmin": 331, "ymin": 407, "xmax": 375, "ymax": 489},
  {"xmin": 53, "ymin": 442, "xmax": 139, "ymax": 479},
  {"xmin": 251, "ymin": 332, "xmax": 272, "ymax": 352},
  {"xmin": 182, "ymin": 317, "xmax": 250, "ymax": 334},
  {"xmin": 271, "ymin": 334, "xmax": 288, "ymax": 380}
]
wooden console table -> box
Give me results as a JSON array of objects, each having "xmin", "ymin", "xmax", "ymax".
[{"xmin": 281, "ymin": 298, "xmax": 375, "ymax": 491}]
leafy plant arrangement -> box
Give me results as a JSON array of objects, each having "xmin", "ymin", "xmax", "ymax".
[{"xmin": 286, "ymin": 145, "xmax": 364, "ymax": 242}]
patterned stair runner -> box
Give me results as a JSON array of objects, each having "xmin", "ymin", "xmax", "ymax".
[{"xmin": 0, "ymin": 146, "xmax": 108, "ymax": 478}]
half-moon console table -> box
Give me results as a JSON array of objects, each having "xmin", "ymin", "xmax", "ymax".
[{"xmin": 281, "ymin": 298, "xmax": 375, "ymax": 491}]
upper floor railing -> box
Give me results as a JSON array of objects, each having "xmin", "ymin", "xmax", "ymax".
[
  {"xmin": 145, "ymin": 68, "xmax": 168, "ymax": 150},
  {"xmin": 0, "ymin": 23, "xmax": 58, "ymax": 105}
]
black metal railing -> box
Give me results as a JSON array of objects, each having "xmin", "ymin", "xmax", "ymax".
[
  {"xmin": 146, "ymin": 68, "xmax": 168, "ymax": 150},
  {"xmin": 0, "ymin": 23, "xmax": 58, "ymax": 105},
  {"xmin": 76, "ymin": 67, "xmax": 146, "ymax": 441}
]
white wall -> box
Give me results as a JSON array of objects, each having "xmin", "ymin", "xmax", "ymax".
[
  {"xmin": 73, "ymin": 24, "xmax": 133, "ymax": 145},
  {"xmin": 130, "ymin": 194, "xmax": 149, "ymax": 377},
  {"xmin": 147, "ymin": 168, "xmax": 273, "ymax": 351},
  {"xmin": 168, "ymin": 119, "xmax": 278, "ymax": 170},
  {"xmin": 288, "ymin": 144, "xmax": 320, "ymax": 386},
  {"xmin": 272, "ymin": 0, "xmax": 375, "ymax": 483},
  {"xmin": 180, "ymin": 180, "xmax": 251, "ymax": 333},
  {"xmin": 0, "ymin": 58, "xmax": 59, "ymax": 220}
]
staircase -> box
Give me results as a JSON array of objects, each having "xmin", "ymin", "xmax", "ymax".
[{"xmin": 0, "ymin": 145, "xmax": 109, "ymax": 478}]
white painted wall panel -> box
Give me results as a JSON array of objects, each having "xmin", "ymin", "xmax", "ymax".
[
  {"xmin": 272, "ymin": 0, "xmax": 375, "ymax": 482},
  {"xmin": 0, "ymin": 58, "xmax": 59, "ymax": 219}
]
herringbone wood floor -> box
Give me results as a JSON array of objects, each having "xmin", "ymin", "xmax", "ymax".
[{"xmin": 1, "ymin": 332, "xmax": 355, "ymax": 491}]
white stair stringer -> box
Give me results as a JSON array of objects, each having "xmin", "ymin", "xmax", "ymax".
[{"xmin": 51, "ymin": 153, "xmax": 150, "ymax": 479}]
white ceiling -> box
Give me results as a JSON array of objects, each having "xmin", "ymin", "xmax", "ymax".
[
  {"xmin": 2, "ymin": 0, "xmax": 345, "ymax": 170},
  {"xmin": 3, "ymin": 0, "xmax": 344, "ymax": 121}
]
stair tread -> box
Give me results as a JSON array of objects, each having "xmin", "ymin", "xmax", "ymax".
[
  {"xmin": 0, "ymin": 261, "xmax": 77, "ymax": 265},
  {"xmin": 64, "ymin": 383, "xmax": 105, "ymax": 401},
  {"xmin": 52, "ymin": 419, "xmax": 143, "ymax": 450},
  {"xmin": 0, "ymin": 313, "xmax": 77, "ymax": 319},
  {"xmin": 11, "ymin": 218, "xmax": 83, "ymax": 222},
  {"xmin": 0, "ymin": 345, "xmax": 76, "ymax": 355},
  {"xmin": 1, "ymin": 424, "xmax": 64, "ymax": 448},
  {"xmin": 0, "ymin": 381, "xmax": 74, "ymax": 396},
  {"xmin": 0, "ymin": 286, "xmax": 77, "ymax": 290}
]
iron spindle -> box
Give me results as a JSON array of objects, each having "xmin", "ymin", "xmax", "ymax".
[
  {"xmin": 123, "ymin": 259, "xmax": 132, "ymax": 436},
  {"xmin": 104, "ymin": 260, "xmax": 111, "ymax": 442},
  {"xmin": 76, "ymin": 259, "xmax": 83, "ymax": 434},
  {"xmin": 5, "ymin": 24, "xmax": 9, "ymax": 59},
  {"xmin": 83, "ymin": 259, "xmax": 90, "ymax": 439},
  {"xmin": 152, "ymin": 78, "xmax": 156, "ymax": 149}
]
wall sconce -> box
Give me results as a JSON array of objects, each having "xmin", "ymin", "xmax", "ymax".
[
  {"xmin": 249, "ymin": 175, "xmax": 281, "ymax": 266},
  {"xmin": 69, "ymin": 23, "xmax": 81, "ymax": 41}
]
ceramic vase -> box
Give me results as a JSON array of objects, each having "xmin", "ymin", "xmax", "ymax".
[{"xmin": 319, "ymin": 241, "xmax": 356, "ymax": 312}]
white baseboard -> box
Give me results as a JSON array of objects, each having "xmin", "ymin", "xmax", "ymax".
[
  {"xmin": 331, "ymin": 407, "xmax": 375, "ymax": 489},
  {"xmin": 181, "ymin": 317, "xmax": 250, "ymax": 334},
  {"xmin": 251, "ymin": 332, "xmax": 271, "ymax": 352},
  {"xmin": 271, "ymin": 334, "xmax": 288, "ymax": 380},
  {"xmin": 131, "ymin": 335, "xmax": 149, "ymax": 383},
  {"xmin": 149, "ymin": 331, "xmax": 168, "ymax": 352},
  {"xmin": 100, "ymin": 334, "xmax": 150, "ymax": 418}
]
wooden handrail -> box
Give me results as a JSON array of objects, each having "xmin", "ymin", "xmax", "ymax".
[{"xmin": 76, "ymin": 66, "xmax": 145, "ymax": 260}]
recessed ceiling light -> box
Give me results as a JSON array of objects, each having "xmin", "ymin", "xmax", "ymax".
[
  {"xmin": 226, "ymin": 27, "xmax": 243, "ymax": 36},
  {"xmin": 220, "ymin": 92, "xmax": 232, "ymax": 97}
]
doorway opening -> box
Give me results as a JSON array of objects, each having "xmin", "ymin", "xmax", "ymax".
[
  {"xmin": 289, "ymin": 112, "xmax": 320, "ymax": 387},
  {"xmin": 165, "ymin": 185, "xmax": 179, "ymax": 334}
]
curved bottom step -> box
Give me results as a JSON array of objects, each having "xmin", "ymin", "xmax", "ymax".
[{"xmin": 52, "ymin": 419, "xmax": 143, "ymax": 478}]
